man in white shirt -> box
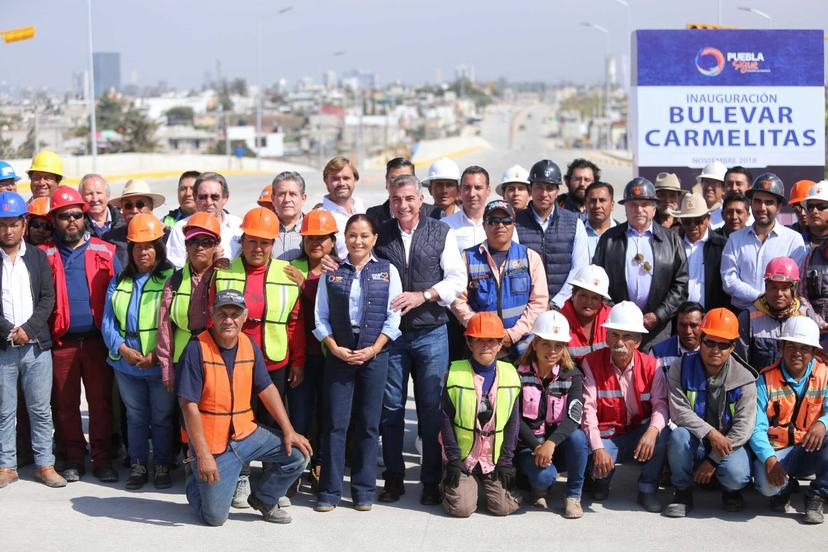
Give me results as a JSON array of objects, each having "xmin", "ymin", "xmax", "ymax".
[
  {"xmin": 319, "ymin": 156, "xmax": 365, "ymax": 259},
  {"xmin": 584, "ymin": 182, "xmax": 617, "ymax": 261},
  {"xmin": 442, "ymin": 166, "xmax": 494, "ymax": 251},
  {"xmin": 166, "ymin": 172, "xmax": 243, "ymax": 268}
]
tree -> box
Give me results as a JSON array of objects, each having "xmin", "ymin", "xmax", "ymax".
[
  {"xmin": 122, "ymin": 107, "xmax": 159, "ymax": 152},
  {"xmin": 0, "ymin": 129, "xmax": 14, "ymax": 159},
  {"xmin": 15, "ymin": 126, "xmax": 44, "ymax": 158},
  {"xmin": 165, "ymin": 106, "xmax": 194, "ymax": 126},
  {"xmin": 230, "ymin": 78, "xmax": 248, "ymax": 96}
]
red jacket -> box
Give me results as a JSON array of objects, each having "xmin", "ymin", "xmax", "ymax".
[
  {"xmin": 561, "ymin": 299, "xmax": 611, "ymax": 363},
  {"xmin": 584, "ymin": 347, "xmax": 657, "ymax": 439},
  {"xmin": 41, "ymin": 238, "xmax": 117, "ymax": 343}
]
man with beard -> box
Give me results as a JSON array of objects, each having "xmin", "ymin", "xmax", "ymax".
[
  {"xmin": 320, "ymin": 156, "xmax": 365, "ymax": 259},
  {"xmin": 653, "ymin": 172, "xmax": 683, "ymax": 233},
  {"xmin": 558, "ymin": 158, "xmax": 600, "ymax": 219}
]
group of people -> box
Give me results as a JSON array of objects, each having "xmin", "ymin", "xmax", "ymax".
[{"xmin": 0, "ymin": 149, "xmax": 826, "ymax": 528}]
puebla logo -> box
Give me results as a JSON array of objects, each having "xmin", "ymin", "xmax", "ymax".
[{"xmin": 695, "ymin": 47, "xmax": 725, "ymax": 77}]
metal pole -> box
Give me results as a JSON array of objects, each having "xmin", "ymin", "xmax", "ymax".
[
  {"xmin": 605, "ymin": 32, "xmax": 611, "ymax": 150},
  {"xmin": 225, "ymin": 110, "xmax": 231, "ymax": 169},
  {"xmin": 86, "ymin": 0, "xmax": 98, "ymax": 172},
  {"xmin": 256, "ymin": 21, "xmax": 262, "ymax": 171}
]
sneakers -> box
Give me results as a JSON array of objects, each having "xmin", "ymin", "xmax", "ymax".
[
  {"xmin": 248, "ymin": 493, "xmax": 292, "ymax": 524},
  {"xmin": 722, "ymin": 490, "xmax": 744, "ymax": 512},
  {"xmin": 353, "ymin": 502, "xmax": 372, "ymax": 512},
  {"xmin": 314, "ymin": 502, "xmax": 336, "ymax": 512},
  {"xmin": 35, "ymin": 466, "xmax": 67, "ymax": 488},
  {"xmin": 232, "ymin": 475, "xmax": 251, "ymax": 509},
  {"xmin": 637, "ymin": 491, "xmax": 663, "ymax": 513},
  {"xmin": 378, "ymin": 476, "xmax": 405, "ymax": 503},
  {"xmin": 278, "ymin": 496, "xmax": 292, "ymax": 508},
  {"xmin": 529, "ymin": 488, "xmax": 548, "ymax": 509},
  {"xmin": 125, "ymin": 463, "xmax": 148, "ymax": 490},
  {"xmin": 154, "ymin": 465, "xmax": 172, "ymax": 489},
  {"xmin": 563, "ymin": 497, "xmax": 584, "ymax": 519},
  {"xmin": 804, "ymin": 493, "xmax": 825, "ymax": 525},
  {"xmin": 0, "ymin": 467, "xmax": 19, "ymax": 489},
  {"xmin": 664, "ymin": 488, "xmax": 693, "ymax": 518}
]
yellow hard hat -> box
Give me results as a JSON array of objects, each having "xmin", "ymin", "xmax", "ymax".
[{"xmin": 28, "ymin": 150, "xmax": 64, "ymax": 178}]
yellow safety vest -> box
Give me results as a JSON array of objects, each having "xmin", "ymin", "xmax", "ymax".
[
  {"xmin": 109, "ymin": 269, "xmax": 173, "ymax": 359},
  {"xmin": 169, "ymin": 264, "xmax": 194, "ymax": 363},
  {"xmin": 445, "ymin": 359, "xmax": 521, "ymax": 464}
]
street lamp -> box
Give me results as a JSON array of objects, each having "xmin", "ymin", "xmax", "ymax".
[
  {"xmin": 738, "ymin": 6, "xmax": 772, "ymax": 28},
  {"xmin": 86, "ymin": 0, "xmax": 98, "ymax": 171},
  {"xmin": 257, "ymin": 6, "xmax": 294, "ymax": 170},
  {"xmin": 580, "ymin": 22, "xmax": 612, "ymax": 150}
]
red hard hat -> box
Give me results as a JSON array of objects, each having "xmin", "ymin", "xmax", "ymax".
[
  {"xmin": 49, "ymin": 185, "xmax": 88, "ymax": 213},
  {"xmin": 764, "ymin": 257, "xmax": 799, "ymax": 285}
]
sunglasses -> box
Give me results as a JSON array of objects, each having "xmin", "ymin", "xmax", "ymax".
[
  {"xmin": 197, "ymin": 194, "xmax": 222, "ymax": 202},
  {"xmin": 701, "ymin": 337, "xmax": 733, "ymax": 351},
  {"xmin": 681, "ymin": 216, "xmax": 707, "ymax": 226},
  {"xmin": 28, "ymin": 220, "xmax": 52, "ymax": 230},
  {"xmin": 186, "ymin": 237, "xmax": 218, "ymax": 249},
  {"xmin": 123, "ymin": 200, "xmax": 147, "ymax": 210},
  {"xmin": 806, "ymin": 202, "xmax": 828, "ymax": 212},
  {"xmin": 486, "ymin": 216, "xmax": 514, "ymax": 226},
  {"xmin": 56, "ymin": 211, "xmax": 84, "ymax": 222}
]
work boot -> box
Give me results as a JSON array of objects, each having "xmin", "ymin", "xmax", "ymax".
[
  {"xmin": 563, "ymin": 497, "xmax": 584, "ymax": 519},
  {"xmin": 0, "ymin": 468, "xmax": 19, "ymax": 489},
  {"xmin": 770, "ymin": 488, "xmax": 792, "ymax": 513},
  {"xmin": 804, "ymin": 493, "xmax": 825, "ymax": 525},
  {"xmin": 248, "ymin": 493, "xmax": 292, "ymax": 524},
  {"xmin": 529, "ymin": 488, "xmax": 548, "ymax": 509},
  {"xmin": 125, "ymin": 463, "xmax": 148, "ymax": 490},
  {"xmin": 232, "ymin": 474, "xmax": 251, "ymax": 509},
  {"xmin": 378, "ymin": 476, "xmax": 405, "ymax": 503},
  {"xmin": 420, "ymin": 482, "xmax": 442, "ymax": 506},
  {"xmin": 722, "ymin": 490, "xmax": 744, "ymax": 512},
  {"xmin": 62, "ymin": 464, "xmax": 85, "ymax": 483},
  {"xmin": 153, "ymin": 465, "xmax": 172, "ymax": 490},
  {"xmin": 637, "ymin": 491, "xmax": 663, "ymax": 513},
  {"xmin": 93, "ymin": 463, "xmax": 119, "ymax": 483},
  {"xmin": 664, "ymin": 488, "xmax": 693, "ymax": 518},
  {"xmin": 35, "ymin": 466, "xmax": 67, "ymax": 488}
]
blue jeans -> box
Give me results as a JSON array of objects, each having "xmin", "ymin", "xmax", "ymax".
[
  {"xmin": 515, "ymin": 428, "xmax": 589, "ymax": 497},
  {"xmin": 287, "ymin": 354, "xmax": 324, "ymax": 466},
  {"xmin": 589, "ymin": 424, "xmax": 671, "ymax": 493},
  {"xmin": 319, "ymin": 350, "xmax": 388, "ymax": 505},
  {"xmin": 752, "ymin": 438, "xmax": 828, "ymax": 497},
  {"xmin": 667, "ymin": 427, "xmax": 751, "ymax": 491},
  {"xmin": 381, "ymin": 324, "xmax": 449, "ymax": 485},
  {"xmin": 185, "ymin": 425, "xmax": 308, "ymax": 526},
  {"xmin": 114, "ymin": 370, "xmax": 176, "ymax": 466},
  {"xmin": 0, "ymin": 344, "xmax": 54, "ymax": 468}
]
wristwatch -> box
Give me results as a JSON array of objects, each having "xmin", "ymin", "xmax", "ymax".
[{"xmin": 423, "ymin": 290, "xmax": 434, "ymax": 302}]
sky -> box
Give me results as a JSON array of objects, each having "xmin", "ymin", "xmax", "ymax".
[{"xmin": 1, "ymin": 0, "xmax": 826, "ymax": 92}]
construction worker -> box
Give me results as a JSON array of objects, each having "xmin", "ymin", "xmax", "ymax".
[
  {"xmin": 270, "ymin": 171, "xmax": 308, "ymax": 261},
  {"xmin": 313, "ymin": 214, "xmax": 402, "ymax": 512},
  {"xmin": 799, "ymin": 182, "xmax": 828, "ymax": 348},
  {"xmin": 156, "ymin": 213, "xmax": 222, "ymax": 394},
  {"xmin": 321, "ymin": 157, "xmax": 366, "ymax": 259},
  {"xmin": 558, "ymin": 158, "xmax": 600, "ymax": 218},
  {"xmin": 581, "ymin": 301, "xmax": 670, "ymax": 513},
  {"xmin": 495, "ymin": 165, "xmax": 531, "ymax": 212},
  {"xmin": 451, "ymin": 199, "xmax": 549, "ymax": 362},
  {"xmin": 651, "ymin": 302, "xmax": 703, "ymax": 374},
  {"xmin": 721, "ymin": 173, "xmax": 808, "ymax": 310},
  {"xmin": 0, "ymin": 191, "xmax": 65, "ymax": 489},
  {"xmin": 737, "ymin": 257, "xmax": 814, "ymax": 370},
  {"xmin": 80, "ymin": 174, "xmax": 124, "ymax": 239},
  {"xmin": 27, "ymin": 150, "xmax": 63, "ymax": 199},
  {"xmin": 162, "ymin": 170, "xmax": 200, "ymax": 227},
  {"xmin": 653, "ymin": 172, "xmax": 683, "ymax": 232},
  {"xmin": 25, "ymin": 197, "xmax": 52, "ymax": 246},
  {"xmin": 44, "ymin": 186, "xmax": 118, "ymax": 483},
  {"xmin": 103, "ymin": 180, "xmax": 167, "ymax": 268},
  {"xmin": 515, "ymin": 159, "xmax": 589, "ymax": 308},
  {"xmin": 0, "ymin": 160, "xmax": 21, "ymax": 192},
  {"xmin": 799, "ymin": 180, "xmax": 828, "ymax": 248},
  {"xmin": 422, "ymin": 157, "xmax": 461, "ymax": 217},
  {"xmin": 593, "ymin": 177, "xmax": 689, "ymax": 349},
  {"xmin": 440, "ymin": 312, "xmax": 521, "ymax": 518},
  {"xmin": 750, "ymin": 316, "xmax": 828, "ymax": 524},
  {"xmin": 584, "ymin": 182, "xmax": 616, "ymax": 260},
  {"xmin": 213, "ymin": 206, "xmax": 305, "ymax": 509},
  {"xmin": 367, "ymin": 158, "xmax": 441, "ymax": 226},
  {"xmin": 515, "ymin": 311, "xmax": 589, "ymax": 518},
  {"xmin": 696, "ymin": 161, "xmax": 727, "ymax": 229},
  {"xmin": 560, "ymin": 264, "xmax": 612, "ymax": 364},
  {"xmin": 664, "ymin": 308, "xmax": 756, "ymax": 518},
  {"xmin": 102, "ymin": 214, "xmax": 175, "ymax": 490},
  {"xmin": 177, "ymin": 288, "xmax": 311, "ymax": 526},
  {"xmin": 257, "ymin": 184, "xmax": 274, "ymax": 212},
  {"xmin": 788, "ymin": 179, "xmax": 816, "ymax": 236}
]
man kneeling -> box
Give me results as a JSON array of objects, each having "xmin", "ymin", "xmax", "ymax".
[
  {"xmin": 177, "ymin": 289, "xmax": 311, "ymax": 526},
  {"xmin": 440, "ymin": 312, "xmax": 521, "ymax": 517}
]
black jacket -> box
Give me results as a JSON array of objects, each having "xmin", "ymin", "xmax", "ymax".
[
  {"xmin": 593, "ymin": 221, "xmax": 688, "ymax": 348},
  {"xmin": 701, "ymin": 231, "xmax": 732, "ymax": 311},
  {"xmin": 366, "ymin": 200, "xmax": 442, "ymax": 227},
  {"xmin": 85, "ymin": 205, "xmax": 126, "ymax": 240},
  {"xmin": 0, "ymin": 244, "xmax": 55, "ymax": 350}
]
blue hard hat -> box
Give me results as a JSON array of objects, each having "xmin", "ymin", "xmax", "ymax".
[
  {"xmin": 0, "ymin": 192, "xmax": 29, "ymax": 218},
  {"xmin": 0, "ymin": 161, "xmax": 20, "ymax": 183}
]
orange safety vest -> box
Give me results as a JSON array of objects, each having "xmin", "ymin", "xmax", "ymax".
[
  {"xmin": 184, "ymin": 332, "xmax": 258, "ymax": 454},
  {"xmin": 761, "ymin": 359, "xmax": 828, "ymax": 450},
  {"xmin": 585, "ymin": 347, "xmax": 657, "ymax": 439}
]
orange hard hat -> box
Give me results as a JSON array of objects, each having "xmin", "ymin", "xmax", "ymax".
[
  {"xmin": 257, "ymin": 184, "xmax": 273, "ymax": 207},
  {"xmin": 300, "ymin": 209, "xmax": 338, "ymax": 236},
  {"xmin": 28, "ymin": 196, "xmax": 51, "ymax": 218},
  {"xmin": 465, "ymin": 311, "xmax": 506, "ymax": 339},
  {"xmin": 127, "ymin": 213, "xmax": 165, "ymax": 243},
  {"xmin": 789, "ymin": 179, "xmax": 815, "ymax": 205},
  {"xmin": 183, "ymin": 212, "xmax": 221, "ymax": 239},
  {"xmin": 240, "ymin": 206, "xmax": 279, "ymax": 240},
  {"xmin": 700, "ymin": 308, "xmax": 740, "ymax": 341},
  {"xmin": 49, "ymin": 185, "xmax": 88, "ymax": 213}
]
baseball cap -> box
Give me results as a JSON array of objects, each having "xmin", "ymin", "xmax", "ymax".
[
  {"xmin": 213, "ymin": 289, "xmax": 246, "ymax": 310},
  {"xmin": 483, "ymin": 199, "xmax": 514, "ymax": 219}
]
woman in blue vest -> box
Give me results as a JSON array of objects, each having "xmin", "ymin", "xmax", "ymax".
[
  {"xmin": 102, "ymin": 213, "xmax": 174, "ymax": 490},
  {"xmin": 313, "ymin": 214, "xmax": 402, "ymax": 512},
  {"xmin": 514, "ymin": 310, "xmax": 588, "ymax": 518}
]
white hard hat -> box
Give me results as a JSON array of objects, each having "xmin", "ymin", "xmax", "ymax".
[
  {"xmin": 805, "ymin": 180, "xmax": 828, "ymax": 205},
  {"xmin": 496, "ymin": 165, "xmax": 530, "ymax": 196},
  {"xmin": 778, "ymin": 316, "xmax": 821, "ymax": 349},
  {"xmin": 602, "ymin": 301, "xmax": 648, "ymax": 334},
  {"xmin": 421, "ymin": 157, "xmax": 460, "ymax": 186},
  {"xmin": 696, "ymin": 161, "xmax": 727, "ymax": 183},
  {"xmin": 569, "ymin": 264, "xmax": 611, "ymax": 300},
  {"xmin": 530, "ymin": 310, "xmax": 571, "ymax": 343}
]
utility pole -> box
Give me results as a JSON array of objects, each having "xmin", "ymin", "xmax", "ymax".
[{"xmin": 86, "ymin": 0, "xmax": 98, "ymax": 171}]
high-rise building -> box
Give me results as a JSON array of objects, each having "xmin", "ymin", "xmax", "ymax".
[{"xmin": 93, "ymin": 52, "xmax": 121, "ymax": 97}]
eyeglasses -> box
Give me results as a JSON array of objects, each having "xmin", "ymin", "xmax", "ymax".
[
  {"xmin": 486, "ymin": 216, "xmax": 514, "ymax": 226},
  {"xmin": 806, "ymin": 202, "xmax": 828, "ymax": 212},
  {"xmin": 681, "ymin": 217, "xmax": 707, "ymax": 226},
  {"xmin": 56, "ymin": 211, "xmax": 84, "ymax": 222},
  {"xmin": 701, "ymin": 337, "xmax": 733, "ymax": 351},
  {"xmin": 28, "ymin": 220, "xmax": 52, "ymax": 231},
  {"xmin": 186, "ymin": 237, "xmax": 218, "ymax": 249},
  {"xmin": 123, "ymin": 200, "xmax": 147, "ymax": 210},
  {"xmin": 197, "ymin": 194, "xmax": 222, "ymax": 202}
]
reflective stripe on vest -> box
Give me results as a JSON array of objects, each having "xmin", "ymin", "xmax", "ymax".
[
  {"xmin": 446, "ymin": 360, "xmax": 521, "ymax": 464},
  {"xmin": 464, "ymin": 242, "xmax": 531, "ymax": 330},
  {"xmin": 109, "ymin": 270, "xmax": 173, "ymax": 358},
  {"xmin": 681, "ymin": 352, "xmax": 741, "ymax": 431},
  {"xmin": 568, "ymin": 342, "xmax": 607, "ymax": 359},
  {"xmin": 761, "ymin": 359, "xmax": 828, "ymax": 450},
  {"xmin": 170, "ymin": 264, "xmax": 193, "ymax": 363}
]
